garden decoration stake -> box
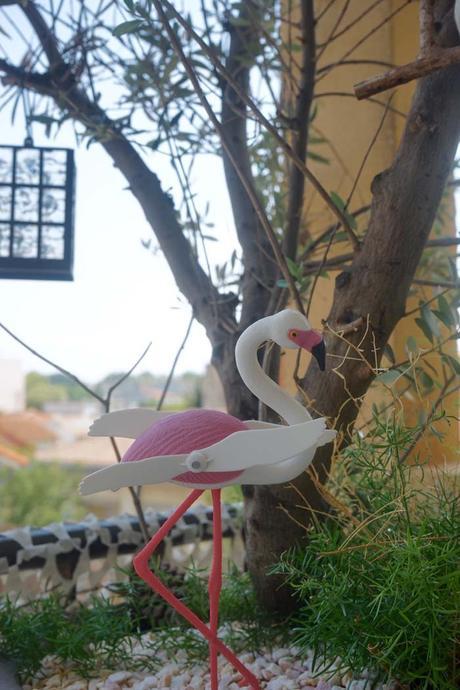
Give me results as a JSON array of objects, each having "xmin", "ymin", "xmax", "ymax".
[{"xmin": 80, "ymin": 309, "xmax": 335, "ymax": 690}]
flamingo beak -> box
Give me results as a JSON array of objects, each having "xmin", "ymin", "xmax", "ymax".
[
  {"xmin": 296, "ymin": 330, "xmax": 326, "ymax": 371},
  {"xmin": 311, "ymin": 339, "xmax": 326, "ymax": 371}
]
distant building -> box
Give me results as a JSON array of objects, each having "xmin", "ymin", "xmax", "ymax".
[{"xmin": 0, "ymin": 359, "xmax": 25, "ymax": 412}]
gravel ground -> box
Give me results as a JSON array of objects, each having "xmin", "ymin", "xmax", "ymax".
[{"xmin": 22, "ymin": 636, "xmax": 396, "ymax": 690}]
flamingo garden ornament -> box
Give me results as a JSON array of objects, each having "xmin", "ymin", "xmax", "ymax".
[{"xmin": 80, "ymin": 310, "xmax": 336, "ymax": 690}]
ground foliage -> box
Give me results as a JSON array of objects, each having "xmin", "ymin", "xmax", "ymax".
[
  {"xmin": 0, "ymin": 564, "xmax": 291, "ymax": 682},
  {"xmin": 272, "ymin": 418, "xmax": 459, "ymax": 690}
]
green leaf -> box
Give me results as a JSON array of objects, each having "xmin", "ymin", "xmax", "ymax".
[
  {"xmin": 419, "ymin": 370, "xmax": 434, "ymax": 391},
  {"xmin": 383, "ymin": 343, "xmax": 396, "ymax": 364},
  {"xmin": 415, "ymin": 317, "xmax": 433, "ymax": 343},
  {"xmin": 286, "ymin": 257, "xmax": 302, "ymax": 280},
  {"xmin": 329, "ymin": 191, "xmax": 357, "ymax": 230},
  {"xmin": 276, "ymin": 279, "xmax": 289, "ymax": 288},
  {"xmin": 330, "ymin": 191, "xmax": 346, "ymax": 211},
  {"xmin": 405, "ymin": 336, "xmax": 417, "ymax": 354},
  {"xmin": 376, "ymin": 369, "xmax": 401, "ymax": 385},
  {"xmin": 434, "ymin": 294, "xmax": 454, "ymax": 327},
  {"xmin": 307, "ymin": 151, "xmax": 329, "ymax": 165},
  {"xmin": 421, "ymin": 304, "xmax": 440, "ymax": 339},
  {"xmin": 113, "ymin": 19, "xmax": 145, "ymax": 37},
  {"xmin": 443, "ymin": 354, "xmax": 460, "ymax": 375}
]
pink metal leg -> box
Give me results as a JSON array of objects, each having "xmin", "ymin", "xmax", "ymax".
[
  {"xmin": 132, "ymin": 489, "xmax": 260, "ymax": 690},
  {"xmin": 209, "ymin": 489, "xmax": 222, "ymax": 690}
]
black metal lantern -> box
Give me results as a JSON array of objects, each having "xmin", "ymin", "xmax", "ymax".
[{"xmin": 0, "ymin": 143, "xmax": 75, "ymax": 280}]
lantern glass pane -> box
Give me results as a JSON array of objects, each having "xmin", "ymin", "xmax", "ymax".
[
  {"xmin": 41, "ymin": 225, "xmax": 65, "ymax": 260},
  {"xmin": 13, "ymin": 224, "xmax": 38, "ymax": 258},
  {"xmin": 16, "ymin": 149, "xmax": 40, "ymax": 185},
  {"xmin": 0, "ymin": 148, "xmax": 12, "ymax": 183},
  {"xmin": 43, "ymin": 150, "xmax": 67, "ymax": 186},
  {"xmin": 41, "ymin": 187, "xmax": 66, "ymax": 223},
  {"xmin": 15, "ymin": 187, "xmax": 39, "ymax": 222},
  {"xmin": 0, "ymin": 225, "xmax": 10, "ymax": 256},
  {"xmin": 0, "ymin": 187, "xmax": 11, "ymax": 220}
]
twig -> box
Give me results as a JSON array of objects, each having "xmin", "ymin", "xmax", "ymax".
[
  {"xmin": 157, "ymin": 314, "xmax": 194, "ymax": 411},
  {"xmin": 0, "ymin": 318, "xmax": 152, "ymax": 542},
  {"xmin": 402, "ymin": 288, "xmax": 452, "ymax": 318},
  {"xmin": 354, "ymin": 47, "xmax": 460, "ymax": 100},
  {"xmin": 105, "ymin": 342, "xmax": 152, "ymax": 411},
  {"xmin": 354, "ymin": 0, "xmax": 460, "ymax": 100},
  {"xmin": 317, "ymin": 0, "xmax": 412, "ymax": 85},
  {"xmin": 413, "ymin": 278, "xmax": 459, "ymax": 289},
  {"xmin": 347, "ymin": 95, "xmax": 393, "ymax": 207},
  {"xmin": 0, "ymin": 320, "xmax": 104, "ymax": 404},
  {"xmin": 332, "ymin": 317, "xmax": 365, "ymax": 336}
]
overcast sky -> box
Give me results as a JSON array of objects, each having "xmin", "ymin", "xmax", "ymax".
[{"xmin": 0, "ymin": 109, "xmax": 238, "ymax": 383}]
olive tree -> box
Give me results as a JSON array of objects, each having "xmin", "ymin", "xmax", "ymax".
[{"xmin": 1, "ymin": 0, "xmax": 458, "ymax": 610}]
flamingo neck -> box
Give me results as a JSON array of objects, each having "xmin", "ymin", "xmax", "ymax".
[{"xmin": 235, "ymin": 316, "xmax": 311, "ymax": 425}]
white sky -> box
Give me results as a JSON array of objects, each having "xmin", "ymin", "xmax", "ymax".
[{"xmin": 0, "ymin": 114, "xmax": 238, "ymax": 383}]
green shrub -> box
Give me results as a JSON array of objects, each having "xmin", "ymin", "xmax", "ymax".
[
  {"xmin": 0, "ymin": 564, "xmax": 290, "ymax": 681},
  {"xmin": 0, "ymin": 461, "xmax": 86, "ymax": 529},
  {"xmin": 272, "ymin": 417, "xmax": 459, "ymax": 690}
]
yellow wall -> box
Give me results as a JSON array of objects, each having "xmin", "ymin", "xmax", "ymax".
[{"xmin": 280, "ymin": 1, "xmax": 458, "ymax": 465}]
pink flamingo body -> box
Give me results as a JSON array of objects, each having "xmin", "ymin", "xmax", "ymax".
[{"xmin": 123, "ymin": 409, "xmax": 245, "ymax": 485}]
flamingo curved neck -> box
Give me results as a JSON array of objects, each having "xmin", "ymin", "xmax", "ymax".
[{"xmin": 235, "ymin": 316, "xmax": 311, "ymax": 425}]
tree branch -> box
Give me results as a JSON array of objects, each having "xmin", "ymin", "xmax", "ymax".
[
  {"xmin": 152, "ymin": 0, "xmax": 304, "ymax": 314},
  {"xmin": 354, "ymin": 1, "xmax": 460, "ymax": 99},
  {"xmin": 161, "ymin": 0, "xmax": 361, "ymax": 252},
  {"xmin": 7, "ymin": 1, "xmax": 230, "ymax": 344},
  {"xmin": 354, "ymin": 47, "xmax": 460, "ymax": 100},
  {"xmin": 284, "ymin": 0, "xmax": 316, "ymax": 260},
  {"xmin": 220, "ymin": 1, "xmax": 279, "ymax": 325}
]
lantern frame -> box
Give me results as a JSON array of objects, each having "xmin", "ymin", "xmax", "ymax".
[{"xmin": 0, "ymin": 143, "xmax": 75, "ymax": 281}]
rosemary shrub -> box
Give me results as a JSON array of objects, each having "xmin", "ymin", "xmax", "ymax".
[{"xmin": 271, "ymin": 417, "xmax": 459, "ymax": 690}]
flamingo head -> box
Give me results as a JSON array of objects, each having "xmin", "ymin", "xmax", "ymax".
[{"xmin": 269, "ymin": 309, "xmax": 326, "ymax": 371}]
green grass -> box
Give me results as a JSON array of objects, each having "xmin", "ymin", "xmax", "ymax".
[
  {"xmin": 271, "ymin": 417, "xmax": 459, "ymax": 690},
  {"xmin": 0, "ymin": 564, "xmax": 291, "ymax": 682}
]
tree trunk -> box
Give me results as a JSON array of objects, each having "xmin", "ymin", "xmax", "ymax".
[{"xmin": 243, "ymin": 61, "xmax": 460, "ymax": 612}]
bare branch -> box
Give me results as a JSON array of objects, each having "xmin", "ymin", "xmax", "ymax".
[
  {"xmin": 0, "ymin": 319, "xmax": 104, "ymax": 404},
  {"xmin": 220, "ymin": 1, "xmax": 279, "ymax": 324},
  {"xmin": 156, "ymin": 314, "xmax": 194, "ymax": 411},
  {"xmin": 284, "ymin": 0, "xmax": 316, "ymax": 260},
  {"xmin": 355, "ymin": 47, "xmax": 460, "ymax": 100},
  {"xmin": 106, "ymin": 342, "xmax": 152, "ymax": 410},
  {"xmin": 21, "ymin": 0, "xmax": 63, "ymax": 68},
  {"xmin": 413, "ymin": 278, "xmax": 459, "ymax": 289}
]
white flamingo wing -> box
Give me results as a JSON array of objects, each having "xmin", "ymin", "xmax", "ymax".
[
  {"xmin": 88, "ymin": 408, "xmax": 174, "ymax": 439},
  {"xmin": 206, "ymin": 417, "xmax": 333, "ymax": 471},
  {"xmin": 79, "ymin": 454, "xmax": 186, "ymax": 495},
  {"xmin": 244, "ymin": 420, "xmax": 280, "ymax": 430}
]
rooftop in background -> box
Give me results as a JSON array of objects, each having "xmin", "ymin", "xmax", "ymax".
[{"xmin": 0, "ymin": 410, "xmax": 56, "ymax": 447}]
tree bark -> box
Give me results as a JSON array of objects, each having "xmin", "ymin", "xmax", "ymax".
[{"xmin": 244, "ymin": 59, "xmax": 460, "ymax": 611}]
